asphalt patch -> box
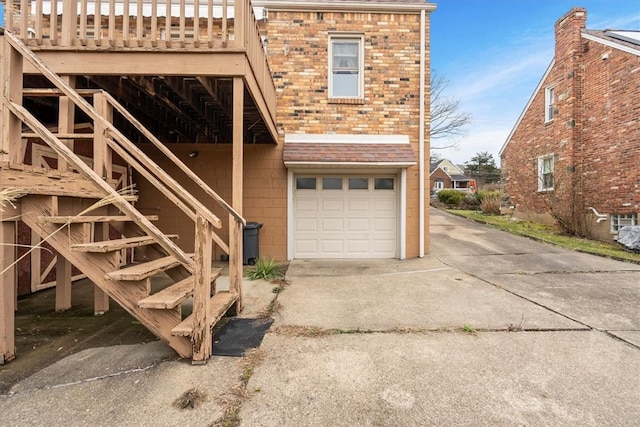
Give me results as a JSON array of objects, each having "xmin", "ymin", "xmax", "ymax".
[{"xmin": 212, "ymin": 318, "xmax": 274, "ymax": 357}]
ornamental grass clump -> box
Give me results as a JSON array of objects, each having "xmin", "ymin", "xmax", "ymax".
[{"xmin": 245, "ymin": 258, "xmax": 284, "ymax": 281}]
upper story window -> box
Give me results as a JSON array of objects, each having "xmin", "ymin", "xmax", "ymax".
[
  {"xmin": 537, "ymin": 154, "xmax": 555, "ymax": 192},
  {"xmin": 443, "ymin": 166, "xmax": 449, "ymax": 172},
  {"xmin": 545, "ymin": 86, "xmax": 555, "ymax": 122},
  {"xmin": 329, "ymin": 34, "xmax": 364, "ymax": 99}
]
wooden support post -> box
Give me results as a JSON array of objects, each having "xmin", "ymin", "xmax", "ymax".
[
  {"xmin": 192, "ymin": 214, "xmax": 212, "ymax": 364},
  {"xmin": 51, "ymin": 196, "xmax": 72, "ymax": 311},
  {"xmin": 229, "ymin": 77, "xmax": 244, "ymax": 314},
  {"xmin": 55, "ymin": 254, "xmax": 72, "ymax": 311},
  {"xmin": 93, "ymin": 222, "xmax": 110, "ymax": 315},
  {"xmin": 93, "ymin": 92, "xmax": 112, "ymax": 314},
  {"xmin": 57, "ymin": 76, "xmax": 76, "ymax": 172},
  {"xmin": 2, "ymin": 41, "xmax": 23, "ymax": 164},
  {"xmin": 0, "ymin": 221, "xmax": 17, "ymax": 364}
]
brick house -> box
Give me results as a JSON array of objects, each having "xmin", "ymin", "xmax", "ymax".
[
  {"xmin": 0, "ymin": 0, "xmax": 435, "ymax": 362},
  {"xmin": 499, "ymin": 7, "xmax": 640, "ymax": 242},
  {"xmin": 429, "ymin": 159, "xmax": 472, "ymax": 194}
]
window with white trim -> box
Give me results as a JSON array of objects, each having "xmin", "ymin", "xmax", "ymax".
[
  {"xmin": 434, "ymin": 180, "xmax": 444, "ymax": 191},
  {"xmin": 545, "ymin": 86, "xmax": 555, "ymax": 122},
  {"xmin": 329, "ymin": 35, "xmax": 364, "ymax": 99},
  {"xmin": 611, "ymin": 214, "xmax": 637, "ymax": 232},
  {"xmin": 537, "ymin": 154, "xmax": 555, "ymax": 191}
]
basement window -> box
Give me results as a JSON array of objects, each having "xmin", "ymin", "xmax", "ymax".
[{"xmin": 611, "ymin": 214, "xmax": 637, "ymax": 233}]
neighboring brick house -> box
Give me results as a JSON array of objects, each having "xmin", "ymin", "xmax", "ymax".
[
  {"xmin": 499, "ymin": 7, "xmax": 640, "ymax": 242},
  {"xmin": 429, "ymin": 159, "xmax": 473, "ymax": 194}
]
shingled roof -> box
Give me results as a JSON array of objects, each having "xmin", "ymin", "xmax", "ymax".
[{"xmin": 283, "ymin": 135, "xmax": 416, "ymax": 167}]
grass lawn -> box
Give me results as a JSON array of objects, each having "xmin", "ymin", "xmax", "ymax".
[{"xmin": 446, "ymin": 209, "xmax": 640, "ymax": 265}]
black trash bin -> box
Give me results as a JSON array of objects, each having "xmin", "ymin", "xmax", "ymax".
[{"xmin": 243, "ymin": 222, "xmax": 263, "ymax": 265}]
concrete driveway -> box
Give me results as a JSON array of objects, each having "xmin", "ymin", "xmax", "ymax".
[{"xmin": 1, "ymin": 208, "xmax": 639, "ymax": 426}]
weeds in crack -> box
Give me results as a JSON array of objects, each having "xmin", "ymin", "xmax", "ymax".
[
  {"xmin": 506, "ymin": 315, "xmax": 526, "ymax": 332},
  {"xmin": 211, "ymin": 349, "xmax": 265, "ymax": 427}
]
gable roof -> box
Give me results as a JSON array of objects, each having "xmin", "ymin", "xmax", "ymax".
[{"xmin": 429, "ymin": 159, "xmax": 467, "ymax": 177}]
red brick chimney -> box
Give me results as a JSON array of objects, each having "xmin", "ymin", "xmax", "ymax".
[{"xmin": 555, "ymin": 7, "xmax": 587, "ymax": 61}]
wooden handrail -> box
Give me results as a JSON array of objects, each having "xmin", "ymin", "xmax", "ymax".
[{"xmin": 102, "ymin": 92, "xmax": 245, "ymax": 225}]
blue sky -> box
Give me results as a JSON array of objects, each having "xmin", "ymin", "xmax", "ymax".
[{"xmin": 430, "ymin": 0, "xmax": 640, "ymax": 166}]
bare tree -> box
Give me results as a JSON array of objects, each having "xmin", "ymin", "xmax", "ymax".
[{"xmin": 430, "ymin": 71, "xmax": 471, "ymax": 149}]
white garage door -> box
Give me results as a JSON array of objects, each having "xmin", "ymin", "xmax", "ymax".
[{"xmin": 294, "ymin": 175, "xmax": 397, "ymax": 258}]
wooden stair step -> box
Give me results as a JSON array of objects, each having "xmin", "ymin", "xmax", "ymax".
[
  {"xmin": 105, "ymin": 255, "xmax": 184, "ymax": 281},
  {"xmin": 71, "ymin": 234, "xmax": 178, "ymax": 253},
  {"xmin": 171, "ymin": 291, "xmax": 238, "ymax": 337},
  {"xmin": 138, "ymin": 268, "xmax": 222, "ymax": 309},
  {"xmin": 39, "ymin": 214, "xmax": 159, "ymax": 224}
]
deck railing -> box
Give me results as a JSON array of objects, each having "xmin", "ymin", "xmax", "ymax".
[{"xmin": 3, "ymin": 0, "xmax": 275, "ymax": 118}]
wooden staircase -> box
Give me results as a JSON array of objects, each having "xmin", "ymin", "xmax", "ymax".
[{"xmin": 2, "ymin": 32, "xmax": 246, "ymax": 363}]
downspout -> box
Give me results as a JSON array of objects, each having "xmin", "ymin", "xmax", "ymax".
[{"xmin": 419, "ymin": 9, "xmax": 426, "ymax": 257}]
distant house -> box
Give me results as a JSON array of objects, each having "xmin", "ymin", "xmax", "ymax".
[
  {"xmin": 500, "ymin": 7, "xmax": 640, "ymax": 242},
  {"xmin": 430, "ymin": 159, "xmax": 473, "ymax": 193}
]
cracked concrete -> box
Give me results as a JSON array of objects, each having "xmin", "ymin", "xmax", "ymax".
[{"xmin": 1, "ymin": 208, "xmax": 639, "ymax": 426}]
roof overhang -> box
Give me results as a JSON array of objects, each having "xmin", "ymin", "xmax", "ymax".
[
  {"xmin": 283, "ymin": 134, "xmax": 417, "ymax": 169},
  {"xmin": 253, "ymin": 0, "xmax": 437, "ymax": 14}
]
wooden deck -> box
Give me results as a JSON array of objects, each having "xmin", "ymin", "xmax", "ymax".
[{"xmin": 3, "ymin": 0, "xmax": 277, "ymax": 144}]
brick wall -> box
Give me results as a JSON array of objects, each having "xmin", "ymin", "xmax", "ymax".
[
  {"xmin": 502, "ymin": 7, "xmax": 640, "ymax": 242},
  {"xmin": 265, "ymin": 10, "xmax": 431, "ymax": 257}
]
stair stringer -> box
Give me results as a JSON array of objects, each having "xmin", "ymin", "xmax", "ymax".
[{"xmin": 20, "ymin": 196, "xmax": 194, "ymax": 358}]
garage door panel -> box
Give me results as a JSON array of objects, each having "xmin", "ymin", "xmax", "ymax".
[
  {"xmin": 374, "ymin": 198, "xmax": 395, "ymax": 212},
  {"xmin": 296, "ymin": 240, "xmax": 318, "ymax": 254},
  {"xmin": 347, "ymin": 198, "xmax": 371, "ymax": 212},
  {"xmin": 296, "ymin": 197, "xmax": 318, "ymax": 212},
  {"xmin": 346, "ymin": 240, "xmax": 370, "ymax": 253},
  {"xmin": 321, "ymin": 240, "xmax": 345, "ymax": 254},
  {"xmin": 321, "ymin": 217, "xmax": 345, "ymax": 232},
  {"xmin": 296, "ymin": 217, "xmax": 318, "ymax": 232},
  {"xmin": 347, "ymin": 217, "xmax": 370, "ymax": 232},
  {"xmin": 373, "ymin": 218, "xmax": 395, "ymax": 232},
  {"xmin": 321, "ymin": 198, "xmax": 344, "ymax": 212}
]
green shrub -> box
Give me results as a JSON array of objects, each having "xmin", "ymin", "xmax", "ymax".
[
  {"xmin": 437, "ymin": 189, "xmax": 466, "ymax": 206},
  {"xmin": 462, "ymin": 194, "xmax": 481, "ymax": 209}
]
